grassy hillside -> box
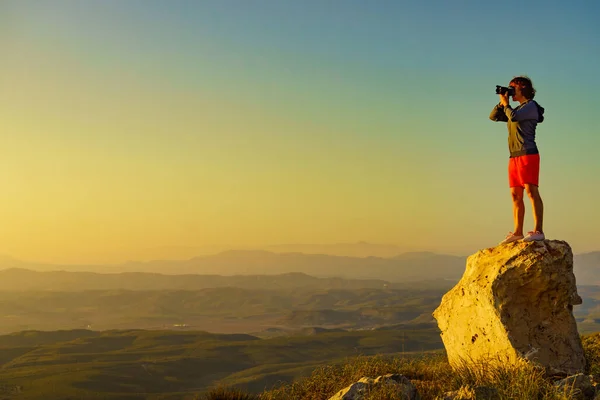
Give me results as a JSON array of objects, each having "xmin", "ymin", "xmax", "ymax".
[
  {"xmin": 260, "ymin": 332, "xmax": 600, "ymax": 399},
  {"xmin": 3, "ymin": 328, "xmax": 600, "ymax": 399},
  {"xmin": 0, "ymin": 327, "xmax": 441, "ymax": 399}
]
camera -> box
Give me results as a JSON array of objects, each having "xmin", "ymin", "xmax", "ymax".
[{"xmin": 495, "ymin": 85, "xmax": 515, "ymax": 96}]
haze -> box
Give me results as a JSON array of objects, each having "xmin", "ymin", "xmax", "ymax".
[{"xmin": 1, "ymin": 1, "xmax": 598, "ymax": 264}]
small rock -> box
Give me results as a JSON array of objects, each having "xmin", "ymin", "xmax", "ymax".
[
  {"xmin": 437, "ymin": 385, "xmax": 498, "ymax": 400},
  {"xmin": 328, "ymin": 373, "xmax": 420, "ymax": 400}
]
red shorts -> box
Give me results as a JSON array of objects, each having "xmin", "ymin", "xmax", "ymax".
[{"xmin": 508, "ymin": 154, "xmax": 540, "ymax": 188}]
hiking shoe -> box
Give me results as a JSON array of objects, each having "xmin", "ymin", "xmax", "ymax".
[
  {"xmin": 499, "ymin": 232, "xmax": 524, "ymax": 245},
  {"xmin": 523, "ymin": 231, "xmax": 545, "ymax": 242}
]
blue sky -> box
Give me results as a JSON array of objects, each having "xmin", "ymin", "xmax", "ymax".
[{"xmin": 1, "ymin": 0, "xmax": 599, "ymax": 263}]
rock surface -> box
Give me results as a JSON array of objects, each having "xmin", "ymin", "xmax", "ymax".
[
  {"xmin": 433, "ymin": 240, "xmax": 585, "ymax": 375},
  {"xmin": 328, "ymin": 373, "xmax": 420, "ymax": 400}
]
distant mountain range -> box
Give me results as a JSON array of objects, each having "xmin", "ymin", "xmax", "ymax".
[
  {"xmin": 0, "ymin": 250, "xmax": 467, "ymax": 282},
  {"xmin": 116, "ymin": 241, "xmax": 424, "ymax": 261},
  {"xmin": 0, "ymin": 241, "xmax": 444, "ymax": 265},
  {"xmin": 0, "ymin": 246, "xmax": 597, "ymax": 283},
  {"xmin": 0, "ymin": 269, "xmax": 407, "ymax": 292},
  {"xmin": 263, "ymin": 241, "xmax": 419, "ymax": 258}
]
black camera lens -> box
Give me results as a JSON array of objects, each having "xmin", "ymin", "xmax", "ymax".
[{"xmin": 495, "ymin": 85, "xmax": 515, "ymax": 96}]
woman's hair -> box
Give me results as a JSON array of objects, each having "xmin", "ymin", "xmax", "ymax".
[{"xmin": 510, "ymin": 76, "xmax": 536, "ymax": 99}]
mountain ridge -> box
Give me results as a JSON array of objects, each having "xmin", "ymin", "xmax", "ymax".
[{"xmin": 0, "ymin": 250, "xmax": 467, "ymax": 282}]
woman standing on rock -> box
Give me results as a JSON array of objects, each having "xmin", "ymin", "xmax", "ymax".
[{"xmin": 489, "ymin": 76, "xmax": 546, "ymax": 245}]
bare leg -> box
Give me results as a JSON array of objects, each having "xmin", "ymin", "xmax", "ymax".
[
  {"xmin": 510, "ymin": 187, "xmax": 525, "ymax": 236},
  {"xmin": 525, "ymin": 184, "xmax": 544, "ymax": 233}
]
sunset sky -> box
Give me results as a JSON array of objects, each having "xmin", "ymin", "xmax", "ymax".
[{"xmin": 1, "ymin": 1, "xmax": 599, "ymax": 264}]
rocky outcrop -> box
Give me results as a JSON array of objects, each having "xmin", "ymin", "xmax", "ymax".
[
  {"xmin": 328, "ymin": 373, "xmax": 420, "ymax": 400},
  {"xmin": 433, "ymin": 240, "xmax": 585, "ymax": 375}
]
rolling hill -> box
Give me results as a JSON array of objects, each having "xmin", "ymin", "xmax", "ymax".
[{"xmin": 0, "ymin": 326, "xmax": 442, "ymax": 399}]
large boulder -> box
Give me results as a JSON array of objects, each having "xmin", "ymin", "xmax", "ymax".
[{"xmin": 433, "ymin": 240, "xmax": 585, "ymax": 375}]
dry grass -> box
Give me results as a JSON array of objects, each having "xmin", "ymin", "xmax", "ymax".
[
  {"xmin": 258, "ymin": 353, "xmax": 579, "ymax": 399},
  {"xmin": 208, "ymin": 333, "xmax": 600, "ymax": 399},
  {"xmin": 199, "ymin": 386, "xmax": 259, "ymax": 400}
]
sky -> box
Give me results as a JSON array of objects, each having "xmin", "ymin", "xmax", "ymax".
[{"xmin": 1, "ymin": 0, "xmax": 599, "ymax": 264}]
